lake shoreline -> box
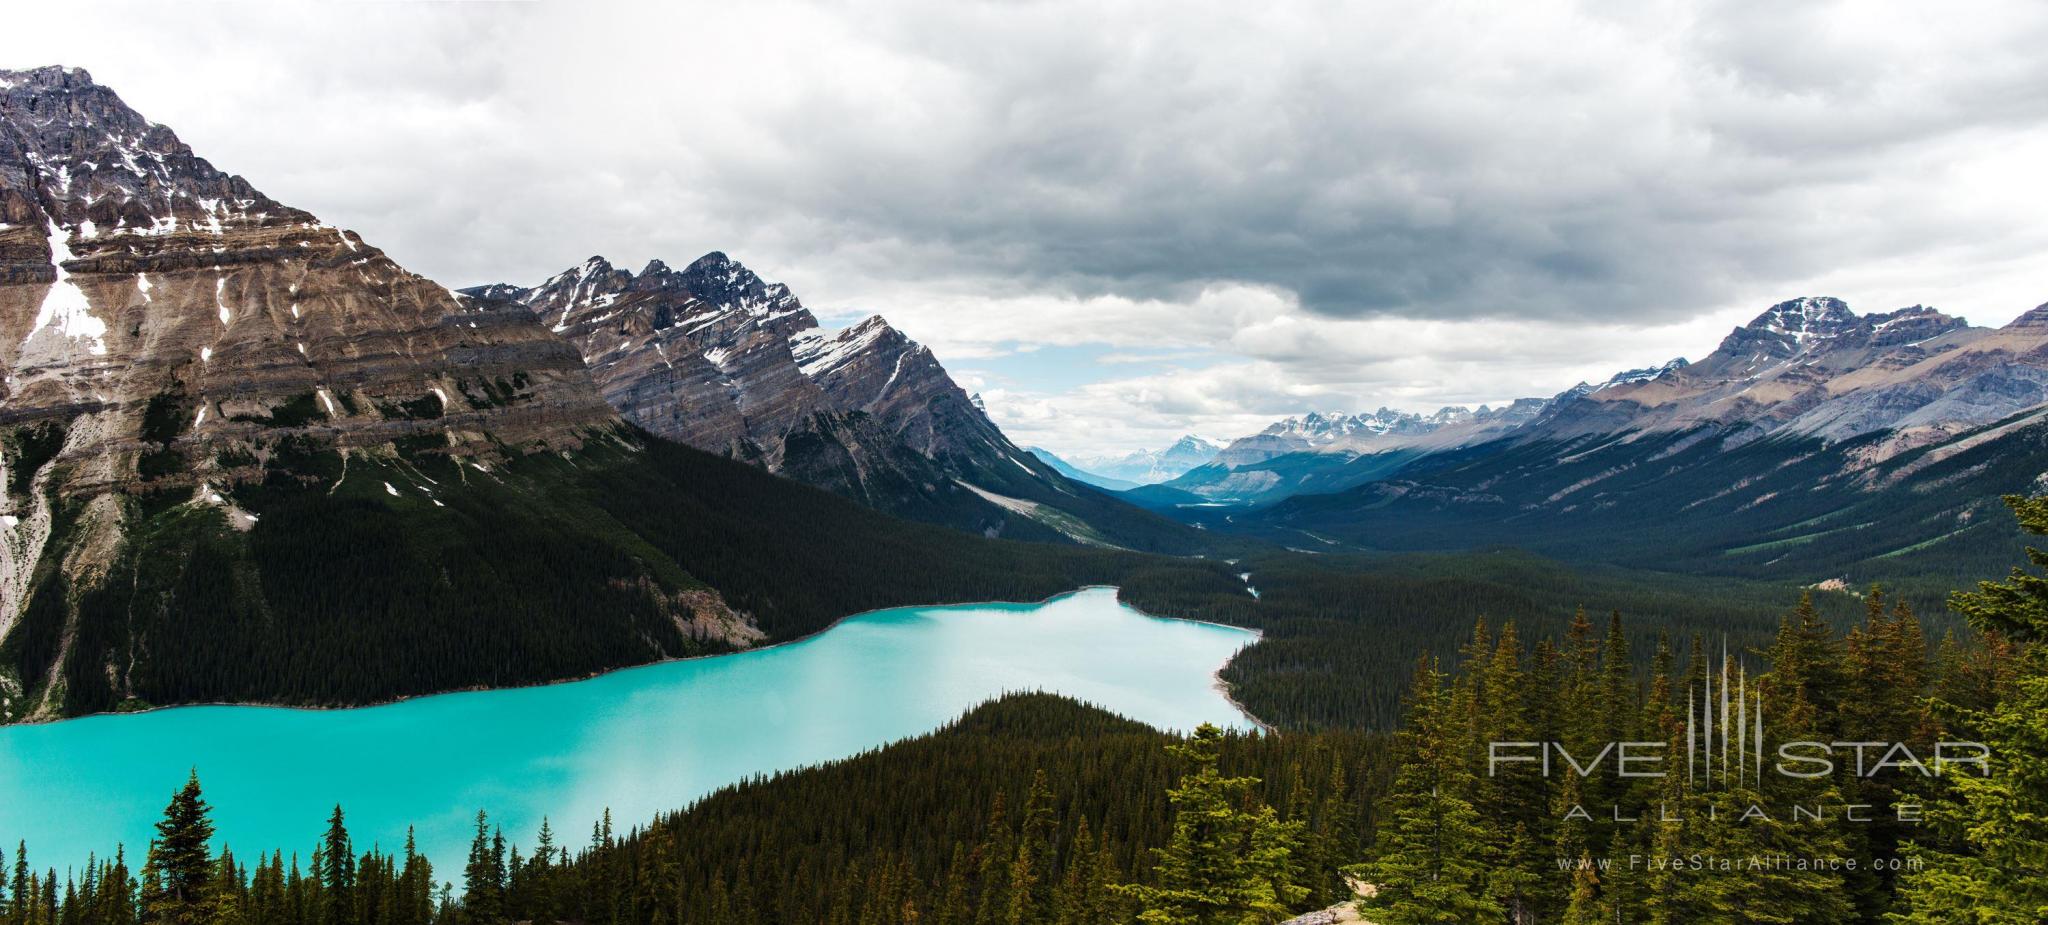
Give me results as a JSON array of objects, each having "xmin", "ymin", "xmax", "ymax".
[
  {"xmin": 6, "ymin": 585, "xmax": 1275, "ymax": 731},
  {"xmin": 1114, "ymin": 592, "xmax": 1273, "ymax": 733}
]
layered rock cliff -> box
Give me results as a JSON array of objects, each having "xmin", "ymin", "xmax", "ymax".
[
  {"xmin": 473, "ymin": 256, "xmax": 1205, "ymax": 550},
  {"xmin": 1, "ymin": 67, "xmax": 623, "ymax": 641}
]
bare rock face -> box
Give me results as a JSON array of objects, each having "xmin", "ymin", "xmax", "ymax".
[
  {"xmin": 0, "ymin": 66, "xmax": 616, "ymax": 635},
  {"xmin": 793, "ymin": 315, "xmax": 1022, "ymax": 467}
]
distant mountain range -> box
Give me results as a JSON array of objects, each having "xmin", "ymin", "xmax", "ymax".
[
  {"xmin": 1166, "ymin": 297, "xmax": 2048, "ymax": 506},
  {"xmin": 1148, "ymin": 295, "xmax": 2048, "ymax": 582},
  {"xmin": 1028, "ymin": 435, "xmax": 1221, "ymax": 490}
]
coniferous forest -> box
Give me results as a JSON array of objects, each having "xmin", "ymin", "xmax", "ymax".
[{"xmin": 5, "ymin": 496, "xmax": 2044, "ymax": 924}]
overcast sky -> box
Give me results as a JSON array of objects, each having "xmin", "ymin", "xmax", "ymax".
[{"xmin": 6, "ymin": 1, "xmax": 2046, "ymax": 458}]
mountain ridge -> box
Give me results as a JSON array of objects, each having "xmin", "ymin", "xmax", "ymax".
[
  {"xmin": 1170, "ymin": 295, "xmax": 2048, "ymax": 505},
  {"xmin": 467, "ymin": 254, "xmax": 1211, "ymax": 552}
]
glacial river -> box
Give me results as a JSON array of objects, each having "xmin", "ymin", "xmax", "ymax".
[{"xmin": 0, "ymin": 588, "xmax": 1256, "ymax": 871}]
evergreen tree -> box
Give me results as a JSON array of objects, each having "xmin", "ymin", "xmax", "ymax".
[
  {"xmin": 1350, "ymin": 659, "xmax": 1500, "ymax": 925},
  {"xmin": 1601, "ymin": 610, "xmax": 1635, "ymax": 743},
  {"xmin": 460, "ymin": 813, "xmax": 500, "ymax": 925},
  {"xmin": 1007, "ymin": 771, "xmax": 1056, "ymax": 925},
  {"xmin": 1762, "ymin": 593, "xmax": 1845, "ymax": 737},
  {"xmin": 972, "ymin": 792, "xmax": 1013, "ymax": 925},
  {"xmin": 141, "ymin": 773, "xmax": 216, "ymax": 925},
  {"xmin": 321, "ymin": 807, "xmax": 354, "ymax": 925},
  {"xmin": 10, "ymin": 842, "xmax": 26, "ymax": 925},
  {"xmin": 1123, "ymin": 724, "xmax": 1308, "ymax": 924},
  {"xmin": 1891, "ymin": 495, "xmax": 2048, "ymax": 922}
]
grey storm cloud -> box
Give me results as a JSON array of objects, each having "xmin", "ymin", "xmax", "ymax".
[{"xmin": 8, "ymin": 0, "xmax": 2045, "ymax": 326}]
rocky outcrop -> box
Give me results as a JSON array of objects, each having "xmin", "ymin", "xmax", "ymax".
[
  {"xmin": 476, "ymin": 254, "xmax": 1204, "ymax": 550},
  {"xmin": 792, "ymin": 315, "xmax": 1025, "ymax": 470},
  {"xmin": 468, "ymin": 255, "xmax": 994, "ymax": 504},
  {"xmin": 486, "ymin": 254, "xmax": 827, "ymax": 455}
]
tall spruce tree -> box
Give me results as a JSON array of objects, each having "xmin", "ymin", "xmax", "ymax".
[
  {"xmin": 1123, "ymin": 724, "xmax": 1308, "ymax": 924},
  {"xmin": 320, "ymin": 807, "xmax": 354, "ymax": 925},
  {"xmin": 1350, "ymin": 658, "xmax": 1500, "ymax": 925},
  {"xmin": 461, "ymin": 813, "xmax": 500, "ymax": 925},
  {"xmin": 141, "ymin": 773, "xmax": 216, "ymax": 925},
  {"xmin": 1890, "ymin": 495, "xmax": 2048, "ymax": 922}
]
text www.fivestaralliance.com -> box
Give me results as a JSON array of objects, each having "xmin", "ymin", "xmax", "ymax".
[{"xmin": 1558, "ymin": 855, "xmax": 1925, "ymax": 873}]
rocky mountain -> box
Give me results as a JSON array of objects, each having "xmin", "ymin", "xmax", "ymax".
[
  {"xmin": 469, "ymin": 256, "xmax": 1206, "ymax": 552},
  {"xmin": 1224, "ymin": 396, "xmax": 2048, "ymax": 583},
  {"xmin": 1162, "ymin": 296, "xmax": 2048, "ymax": 507},
  {"xmin": 1534, "ymin": 296, "xmax": 2048, "ymax": 452},
  {"xmin": 0, "ymin": 65, "xmax": 619, "ymax": 631},
  {"xmin": 0, "ymin": 66, "xmax": 1200, "ymax": 723},
  {"xmin": 1212, "ymin": 403, "xmax": 1549, "ymax": 469}
]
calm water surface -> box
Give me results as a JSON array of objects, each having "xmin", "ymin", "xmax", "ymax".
[{"xmin": 0, "ymin": 588, "xmax": 1255, "ymax": 871}]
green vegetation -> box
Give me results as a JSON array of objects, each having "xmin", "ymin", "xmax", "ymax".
[
  {"xmin": 0, "ymin": 695, "xmax": 1385, "ymax": 925},
  {"xmin": 1887, "ymin": 494, "xmax": 2048, "ymax": 922},
  {"xmin": 229, "ymin": 392, "xmax": 330, "ymax": 427},
  {"xmin": 2, "ymin": 413, "xmax": 1909, "ymax": 735},
  {"xmin": 0, "ymin": 570, "xmax": 2023, "ymax": 924},
  {"xmin": 2, "ymin": 421, "xmax": 66, "ymax": 500}
]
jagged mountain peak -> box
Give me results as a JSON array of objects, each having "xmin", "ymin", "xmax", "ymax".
[
  {"xmin": 1750, "ymin": 295, "xmax": 1856, "ymax": 330},
  {"xmin": 1264, "ymin": 406, "xmax": 1475, "ymax": 440},
  {"xmin": 0, "ymin": 65, "xmax": 308, "ymax": 238},
  {"xmin": 674, "ymin": 251, "xmax": 804, "ymax": 318},
  {"xmin": 1716, "ymin": 295, "xmax": 1873, "ymax": 361},
  {"xmin": 793, "ymin": 314, "xmax": 917, "ymax": 380},
  {"xmin": 0, "ymin": 65, "xmax": 94, "ymax": 86},
  {"xmin": 1868, "ymin": 304, "xmax": 1969, "ymax": 347},
  {"xmin": 485, "ymin": 255, "xmax": 1126, "ymax": 543}
]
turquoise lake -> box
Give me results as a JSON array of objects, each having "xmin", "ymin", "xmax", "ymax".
[{"xmin": 0, "ymin": 587, "xmax": 1256, "ymax": 872}]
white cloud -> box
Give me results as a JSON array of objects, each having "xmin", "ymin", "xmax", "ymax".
[{"xmin": 6, "ymin": 0, "xmax": 2045, "ymax": 457}]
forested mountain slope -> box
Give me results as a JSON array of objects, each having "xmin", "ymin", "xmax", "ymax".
[{"xmin": 1223, "ymin": 405, "xmax": 2048, "ymax": 589}]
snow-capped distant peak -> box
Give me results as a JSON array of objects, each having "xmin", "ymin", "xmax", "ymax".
[{"xmin": 1592, "ymin": 357, "xmax": 1688, "ymax": 391}]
